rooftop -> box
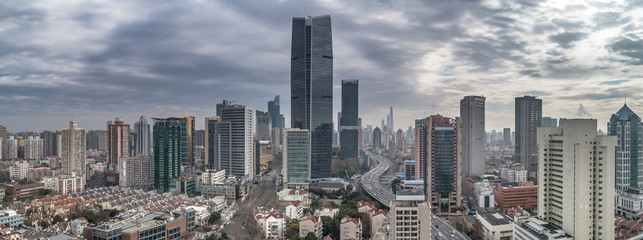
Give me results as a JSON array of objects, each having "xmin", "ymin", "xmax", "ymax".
[{"xmin": 478, "ymin": 212, "xmax": 512, "ymax": 226}]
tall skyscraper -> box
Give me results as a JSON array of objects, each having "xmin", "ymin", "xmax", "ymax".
[
  {"xmin": 389, "ymin": 107, "xmax": 394, "ymax": 134},
  {"xmin": 282, "ymin": 128, "xmax": 310, "ymax": 189},
  {"xmin": 194, "ymin": 129, "xmax": 205, "ymax": 147},
  {"xmin": 256, "ymin": 110, "xmax": 272, "ymax": 141},
  {"xmin": 41, "ymin": 130, "xmax": 59, "ymax": 157},
  {"xmin": 609, "ymin": 104, "xmax": 643, "ymax": 189},
  {"xmin": 61, "ymin": 121, "xmax": 86, "ymax": 176},
  {"xmin": 205, "ymin": 116, "xmax": 220, "ymax": 168},
  {"xmin": 213, "ymin": 103, "xmax": 254, "ymax": 179},
  {"xmin": 340, "ymin": 79, "xmax": 359, "ymax": 159},
  {"xmin": 108, "ymin": 118, "xmax": 130, "ymax": 170},
  {"xmin": 515, "ymin": 95, "xmax": 542, "ymax": 176},
  {"xmin": 373, "ymin": 127, "xmax": 382, "ymax": 149},
  {"xmin": 537, "ymin": 119, "xmax": 615, "ymax": 239},
  {"xmin": 178, "ymin": 116, "xmax": 195, "ymax": 166},
  {"xmin": 153, "ymin": 118, "xmax": 182, "ymax": 192},
  {"xmin": 268, "ymin": 95, "xmax": 282, "ymax": 129},
  {"xmin": 541, "ymin": 117, "xmax": 558, "ymax": 127},
  {"xmin": 134, "ymin": 116, "xmax": 151, "ymax": 156},
  {"xmin": 291, "ymin": 15, "xmax": 333, "ymax": 179},
  {"xmin": 415, "ymin": 115, "xmax": 462, "ymax": 213},
  {"xmin": 2, "ymin": 136, "xmax": 17, "ymax": 159},
  {"xmin": 460, "ymin": 96, "xmax": 485, "ymax": 177},
  {"xmin": 503, "ymin": 128, "xmax": 511, "ymax": 146},
  {"xmin": 24, "ymin": 136, "xmax": 43, "ymax": 160},
  {"xmin": 0, "ymin": 125, "xmax": 6, "ymax": 142}
]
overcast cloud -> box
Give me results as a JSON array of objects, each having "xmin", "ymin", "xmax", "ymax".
[{"xmin": 0, "ymin": 0, "xmax": 642, "ymax": 132}]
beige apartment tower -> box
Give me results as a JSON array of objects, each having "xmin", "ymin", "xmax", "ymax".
[
  {"xmin": 108, "ymin": 118, "xmax": 130, "ymax": 171},
  {"xmin": 537, "ymin": 119, "xmax": 615, "ymax": 239},
  {"xmin": 389, "ymin": 191, "xmax": 431, "ymax": 240},
  {"xmin": 62, "ymin": 121, "xmax": 86, "ymax": 177}
]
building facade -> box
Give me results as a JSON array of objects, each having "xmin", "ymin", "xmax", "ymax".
[
  {"xmin": 340, "ymin": 216, "xmax": 362, "ymax": 240},
  {"xmin": 477, "ymin": 212, "xmax": 513, "ymax": 240},
  {"xmin": 608, "ymin": 104, "xmax": 643, "ymax": 190},
  {"xmin": 213, "ymin": 103, "xmax": 254, "ymax": 180},
  {"xmin": 515, "ymin": 96, "xmax": 542, "ymax": 176},
  {"xmin": 414, "ymin": 115, "xmax": 462, "ymax": 213},
  {"xmin": 340, "ymin": 79, "xmax": 360, "ymax": 159},
  {"xmin": 57, "ymin": 174, "xmax": 85, "ymax": 194},
  {"xmin": 256, "ymin": 110, "xmax": 272, "ymax": 141},
  {"xmin": 119, "ymin": 155, "xmax": 154, "ymax": 190},
  {"xmin": 474, "ymin": 180, "xmax": 495, "ymax": 208},
  {"xmin": 61, "ymin": 121, "xmax": 86, "ymax": 176},
  {"xmin": 460, "ymin": 96, "xmax": 486, "ymax": 176},
  {"xmin": 134, "ymin": 116, "xmax": 151, "ymax": 156},
  {"xmin": 373, "ymin": 127, "xmax": 382, "ymax": 149},
  {"xmin": 389, "ymin": 192, "xmax": 431, "ymax": 240},
  {"xmin": 291, "ymin": 15, "xmax": 333, "ymax": 179},
  {"xmin": 283, "ymin": 128, "xmax": 311, "ymax": 189},
  {"xmin": 537, "ymin": 119, "xmax": 615, "ymax": 239},
  {"xmin": 178, "ymin": 116, "xmax": 195, "ymax": 166},
  {"xmin": 493, "ymin": 182, "xmax": 537, "ymax": 211},
  {"xmin": 24, "ymin": 136, "xmax": 43, "ymax": 160},
  {"xmin": 108, "ymin": 118, "xmax": 130, "ymax": 170},
  {"xmin": 153, "ymin": 118, "xmax": 182, "ymax": 192}
]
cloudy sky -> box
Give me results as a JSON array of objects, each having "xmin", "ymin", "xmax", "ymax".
[{"xmin": 0, "ymin": 0, "xmax": 641, "ymax": 133}]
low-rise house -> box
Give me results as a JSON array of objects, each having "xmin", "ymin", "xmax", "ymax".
[
  {"xmin": 285, "ymin": 200, "xmax": 303, "ymax": 220},
  {"xmin": 69, "ymin": 219, "xmax": 88, "ymax": 235},
  {"xmin": 299, "ymin": 214, "xmax": 323, "ymax": 239},
  {"xmin": 356, "ymin": 201, "xmax": 373, "ymax": 214},
  {"xmin": 255, "ymin": 211, "xmax": 287, "ymax": 239},
  {"xmin": 340, "ymin": 216, "xmax": 362, "ymax": 240},
  {"xmin": 477, "ymin": 212, "xmax": 512, "ymax": 240},
  {"xmin": 369, "ymin": 209, "xmax": 387, "ymax": 236}
]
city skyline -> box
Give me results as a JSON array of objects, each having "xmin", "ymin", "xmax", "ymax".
[{"xmin": 0, "ymin": 1, "xmax": 641, "ymax": 133}]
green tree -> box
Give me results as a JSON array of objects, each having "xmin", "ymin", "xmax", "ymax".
[
  {"xmin": 304, "ymin": 232, "xmax": 319, "ymax": 240},
  {"xmin": 346, "ymin": 184, "xmax": 353, "ymax": 192},
  {"xmin": 83, "ymin": 210, "xmax": 97, "ymax": 224},
  {"xmin": 206, "ymin": 233, "xmax": 218, "ymax": 240},
  {"xmin": 285, "ymin": 219, "xmax": 300, "ymax": 239},
  {"xmin": 336, "ymin": 208, "xmax": 360, "ymax": 220},
  {"xmin": 209, "ymin": 211, "xmax": 221, "ymax": 224},
  {"xmin": 39, "ymin": 221, "xmax": 49, "ymax": 229},
  {"xmin": 38, "ymin": 189, "xmax": 51, "ymax": 196},
  {"xmin": 23, "ymin": 219, "xmax": 33, "ymax": 226},
  {"xmin": 390, "ymin": 178, "xmax": 401, "ymax": 194},
  {"xmin": 3, "ymin": 194, "xmax": 12, "ymax": 202},
  {"xmin": 52, "ymin": 215, "xmax": 63, "ymax": 224},
  {"xmin": 321, "ymin": 216, "xmax": 339, "ymax": 239},
  {"xmin": 220, "ymin": 233, "xmax": 230, "ymax": 240}
]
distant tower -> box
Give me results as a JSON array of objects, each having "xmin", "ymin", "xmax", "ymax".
[
  {"xmin": 134, "ymin": 116, "xmax": 151, "ymax": 156},
  {"xmin": 291, "ymin": 15, "xmax": 333, "ymax": 179},
  {"xmin": 62, "ymin": 121, "xmax": 86, "ymax": 176},
  {"xmin": 108, "ymin": 118, "xmax": 130, "ymax": 171},
  {"xmin": 460, "ymin": 96, "xmax": 486, "ymax": 176},
  {"xmin": 340, "ymin": 79, "xmax": 359, "ymax": 159},
  {"xmin": 389, "ymin": 107, "xmax": 394, "ymax": 133},
  {"xmin": 515, "ymin": 96, "xmax": 542, "ymax": 176}
]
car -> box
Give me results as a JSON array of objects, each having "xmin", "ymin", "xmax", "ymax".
[{"xmin": 438, "ymin": 233, "xmax": 443, "ymax": 237}]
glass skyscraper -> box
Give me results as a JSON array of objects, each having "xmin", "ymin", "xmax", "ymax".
[
  {"xmin": 515, "ymin": 95, "xmax": 542, "ymax": 176},
  {"xmin": 609, "ymin": 104, "xmax": 643, "ymax": 189},
  {"xmin": 291, "ymin": 15, "xmax": 333, "ymax": 179},
  {"xmin": 340, "ymin": 79, "xmax": 359, "ymax": 158},
  {"xmin": 152, "ymin": 118, "xmax": 182, "ymax": 192}
]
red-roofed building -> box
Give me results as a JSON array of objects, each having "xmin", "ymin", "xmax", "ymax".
[
  {"xmin": 340, "ymin": 216, "xmax": 362, "ymax": 240},
  {"xmin": 357, "ymin": 201, "xmax": 373, "ymax": 213},
  {"xmin": 299, "ymin": 214, "xmax": 322, "ymax": 239},
  {"xmin": 256, "ymin": 210, "xmax": 287, "ymax": 239},
  {"xmin": 285, "ymin": 201, "xmax": 304, "ymax": 220},
  {"xmin": 369, "ymin": 209, "xmax": 388, "ymax": 236}
]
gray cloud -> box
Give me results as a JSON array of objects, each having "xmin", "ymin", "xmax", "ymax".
[{"xmin": 548, "ymin": 32, "xmax": 587, "ymax": 49}]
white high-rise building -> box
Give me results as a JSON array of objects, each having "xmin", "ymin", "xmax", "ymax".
[
  {"xmin": 202, "ymin": 168, "xmax": 226, "ymax": 185},
  {"xmin": 9, "ymin": 161, "xmax": 30, "ymax": 180},
  {"xmin": 537, "ymin": 119, "xmax": 615, "ymax": 239},
  {"xmin": 2, "ymin": 136, "xmax": 17, "ymax": 159},
  {"xmin": 118, "ymin": 155, "xmax": 153, "ymax": 189},
  {"xmin": 24, "ymin": 136, "xmax": 43, "ymax": 160},
  {"xmin": 134, "ymin": 116, "xmax": 151, "ymax": 156},
  {"xmin": 460, "ymin": 96, "xmax": 486, "ymax": 176},
  {"xmin": 61, "ymin": 121, "xmax": 87, "ymax": 177},
  {"xmin": 214, "ymin": 104, "xmax": 254, "ymax": 179},
  {"xmin": 282, "ymin": 128, "xmax": 310, "ymax": 189},
  {"xmin": 389, "ymin": 191, "xmax": 431, "ymax": 240}
]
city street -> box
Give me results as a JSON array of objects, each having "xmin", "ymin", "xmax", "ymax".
[
  {"xmin": 363, "ymin": 150, "xmax": 395, "ymax": 206},
  {"xmin": 431, "ymin": 215, "xmax": 468, "ymax": 240}
]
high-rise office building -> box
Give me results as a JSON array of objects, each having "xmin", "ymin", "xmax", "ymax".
[
  {"xmin": 373, "ymin": 127, "xmax": 382, "ymax": 149},
  {"xmin": 193, "ymin": 129, "xmax": 205, "ymax": 147},
  {"xmin": 256, "ymin": 110, "xmax": 272, "ymax": 141},
  {"xmin": 152, "ymin": 118, "xmax": 182, "ymax": 192},
  {"xmin": 108, "ymin": 118, "xmax": 130, "ymax": 170},
  {"xmin": 460, "ymin": 96, "xmax": 485, "ymax": 177},
  {"xmin": 213, "ymin": 103, "xmax": 254, "ymax": 179},
  {"xmin": 389, "ymin": 191, "xmax": 431, "ymax": 240},
  {"xmin": 283, "ymin": 128, "xmax": 310, "ymax": 189},
  {"xmin": 2, "ymin": 136, "xmax": 17, "ymax": 159},
  {"xmin": 41, "ymin": 130, "xmax": 59, "ymax": 157},
  {"xmin": 0, "ymin": 125, "xmax": 6, "ymax": 143},
  {"xmin": 24, "ymin": 136, "xmax": 43, "ymax": 160},
  {"xmin": 178, "ymin": 116, "xmax": 195, "ymax": 166},
  {"xmin": 268, "ymin": 96, "xmax": 282, "ymax": 139},
  {"xmin": 608, "ymin": 104, "xmax": 643, "ymax": 189},
  {"xmin": 61, "ymin": 121, "xmax": 86, "ymax": 176},
  {"xmin": 16, "ymin": 136, "xmax": 24, "ymax": 159},
  {"xmin": 503, "ymin": 128, "xmax": 511, "ymax": 146},
  {"xmin": 515, "ymin": 96, "xmax": 542, "ymax": 176},
  {"xmin": 86, "ymin": 130, "xmax": 100, "ymax": 150},
  {"xmin": 537, "ymin": 119, "xmax": 615, "ymax": 239},
  {"xmin": 389, "ymin": 107, "xmax": 394, "ymax": 134},
  {"xmin": 340, "ymin": 79, "xmax": 359, "ymax": 159},
  {"xmin": 291, "ymin": 15, "xmax": 333, "ymax": 179},
  {"xmin": 541, "ymin": 117, "xmax": 558, "ymax": 127},
  {"xmin": 415, "ymin": 115, "xmax": 462, "ymax": 213},
  {"xmin": 205, "ymin": 116, "xmax": 219, "ymax": 168},
  {"xmin": 134, "ymin": 116, "xmax": 151, "ymax": 156}
]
